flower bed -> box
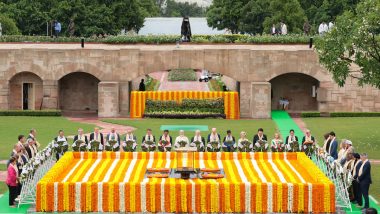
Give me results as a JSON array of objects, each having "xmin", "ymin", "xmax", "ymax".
[
  {"xmin": 130, "ymin": 91, "xmax": 240, "ymax": 119},
  {"xmin": 37, "ymin": 152, "xmax": 335, "ymax": 213},
  {"xmin": 168, "ymin": 69, "xmax": 197, "ymax": 81}
]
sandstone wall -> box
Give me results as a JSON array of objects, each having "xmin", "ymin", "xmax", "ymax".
[{"xmin": 0, "ymin": 44, "xmax": 379, "ymax": 118}]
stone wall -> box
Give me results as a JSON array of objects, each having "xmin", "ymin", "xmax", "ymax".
[{"xmin": 0, "ymin": 44, "xmax": 379, "ymax": 118}]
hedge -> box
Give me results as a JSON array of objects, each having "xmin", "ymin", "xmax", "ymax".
[
  {"xmin": 144, "ymin": 98, "xmax": 225, "ymax": 116},
  {"xmin": 145, "ymin": 76, "xmax": 160, "ymax": 91},
  {"xmin": 0, "ymin": 110, "xmax": 62, "ymax": 116},
  {"xmin": 144, "ymin": 112, "xmax": 226, "ymax": 119},
  {"xmin": 301, "ymin": 112, "xmax": 321, "ymax": 118},
  {"xmin": 168, "ymin": 69, "xmax": 197, "ymax": 81},
  {"xmin": 0, "ymin": 34, "xmax": 313, "ymax": 44},
  {"xmin": 330, "ymin": 112, "xmax": 380, "ymax": 117}
]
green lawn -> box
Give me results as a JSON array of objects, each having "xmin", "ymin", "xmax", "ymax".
[
  {"xmin": 303, "ymin": 117, "xmax": 380, "ymax": 159},
  {"xmin": 0, "ymin": 182, "xmax": 7, "ymax": 195},
  {"xmin": 372, "ymin": 165, "xmax": 380, "ymax": 201},
  {"xmin": 0, "ymin": 116, "xmax": 94, "ymax": 160},
  {"xmin": 102, "ymin": 118, "xmax": 278, "ymax": 146}
]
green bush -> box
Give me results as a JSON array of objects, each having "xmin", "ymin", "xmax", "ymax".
[
  {"xmin": 301, "ymin": 112, "xmax": 321, "ymax": 118},
  {"xmin": 330, "ymin": 112, "xmax": 380, "ymax": 117},
  {"xmin": 0, "ymin": 15, "xmax": 20, "ymax": 35},
  {"xmin": 0, "ymin": 110, "xmax": 62, "ymax": 116},
  {"xmin": 0, "ymin": 34, "xmax": 313, "ymax": 44},
  {"xmin": 168, "ymin": 69, "xmax": 197, "ymax": 81},
  {"xmin": 145, "ymin": 98, "xmax": 224, "ymax": 115},
  {"xmin": 208, "ymin": 78, "xmax": 226, "ymax": 91},
  {"xmin": 145, "ymin": 76, "xmax": 160, "ymax": 91}
]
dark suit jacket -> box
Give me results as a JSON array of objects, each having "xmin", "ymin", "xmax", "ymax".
[
  {"xmin": 106, "ymin": 133, "xmax": 121, "ymax": 144},
  {"xmin": 353, "ymin": 160, "xmax": 363, "ymax": 179},
  {"xmin": 223, "ymin": 136, "xmax": 236, "ymax": 143},
  {"xmin": 329, "ymin": 139, "xmax": 338, "ymax": 160},
  {"xmin": 89, "ymin": 133, "xmax": 104, "ymax": 145},
  {"xmin": 253, "ymin": 134, "xmax": 268, "ymax": 144},
  {"xmin": 302, "ymin": 136, "xmax": 315, "ymax": 144},
  {"xmin": 207, "ymin": 134, "xmax": 221, "ymax": 143},
  {"xmin": 142, "ymin": 135, "xmax": 156, "ymax": 143},
  {"xmin": 73, "ymin": 135, "xmax": 89, "ymax": 145},
  {"xmin": 191, "ymin": 136, "xmax": 205, "ymax": 143},
  {"xmin": 159, "ymin": 135, "xmax": 172, "ymax": 144},
  {"xmin": 25, "ymin": 145, "xmax": 33, "ymax": 159},
  {"xmin": 358, "ymin": 161, "xmax": 372, "ymax": 184},
  {"xmin": 285, "ymin": 136, "xmax": 299, "ymax": 144}
]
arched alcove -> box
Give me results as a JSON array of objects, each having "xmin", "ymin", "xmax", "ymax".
[
  {"xmin": 9, "ymin": 72, "xmax": 43, "ymax": 110},
  {"xmin": 270, "ymin": 73, "xmax": 319, "ymax": 111},
  {"xmin": 58, "ymin": 72, "xmax": 100, "ymax": 112}
]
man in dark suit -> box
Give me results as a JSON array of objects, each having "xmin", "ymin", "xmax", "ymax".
[
  {"xmin": 285, "ymin": 129, "xmax": 298, "ymax": 144},
  {"xmin": 253, "ymin": 128, "xmax": 268, "ymax": 144},
  {"xmin": 357, "ymin": 153, "xmax": 372, "ymax": 210},
  {"xmin": 73, "ymin": 128, "xmax": 88, "ymax": 145},
  {"xmin": 352, "ymin": 153, "xmax": 362, "ymax": 205},
  {"xmin": 328, "ymin": 131, "xmax": 338, "ymax": 160},
  {"xmin": 207, "ymin": 128, "xmax": 221, "ymax": 143},
  {"xmin": 223, "ymin": 130, "xmax": 236, "ymax": 152},
  {"xmin": 191, "ymin": 130, "xmax": 205, "ymax": 144},
  {"xmin": 89, "ymin": 127, "xmax": 104, "ymax": 145}
]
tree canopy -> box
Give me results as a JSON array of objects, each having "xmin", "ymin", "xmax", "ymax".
[
  {"xmin": 315, "ymin": 0, "xmax": 380, "ymax": 88},
  {"xmin": 206, "ymin": 0, "xmax": 361, "ymax": 34},
  {"xmin": 0, "ymin": 0, "xmax": 159, "ymax": 36}
]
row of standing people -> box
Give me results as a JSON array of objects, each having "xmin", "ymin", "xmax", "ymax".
[
  {"xmin": 320, "ymin": 133, "xmax": 372, "ymax": 211},
  {"xmin": 6, "ymin": 129, "xmax": 40, "ymax": 207}
]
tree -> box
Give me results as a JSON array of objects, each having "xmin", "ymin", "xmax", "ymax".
[
  {"xmin": 163, "ymin": 0, "xmax": 206, "ymax": 17},
  {"xmin": 206, "ymin": 0, "xmax": 249, "ymax": 34},
  {"xmin": 262, "ymin": 0, "xmax": 307, "ymax": 34},
  {"xmin": 240, "ymin": 0, "xmax": 270, "ymax": 35},
  {"xmin": 0, "ymin": 14, "xmax": 20, "ymax": 35},
  {"xmin": 315, "ymin": 0, "xmax": 380, "ymax": 88}
]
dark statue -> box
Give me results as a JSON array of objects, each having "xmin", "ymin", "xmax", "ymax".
[{"xmin": 181, "ymin": 17, "xmax": 192, "ymax": 42}]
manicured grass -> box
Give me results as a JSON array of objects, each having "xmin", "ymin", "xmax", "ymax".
[
  {"xmin": 372, "ymin": 165, "xmax": 380, "ymax": 201},
  {"xmin": 0, "ymin": 164, "xmax": 6, "ymax": 171},
  {"xmin": 0, "ymin": 116, "xmax": 94, "ymax": 160},
  {"xmin": 0, "ymin": 182, "xmax": 7, "ymax": 195},
  {"xmin": 168, "ymin": 69, "xmax": 197, "ymax": 81},
  {"xmin": 303, "ymin": 117, "xmax": 380, "ymax": 159},
  {"xmin": 102, "ymin": 118, "xmax": 278, "ymax": 148}
]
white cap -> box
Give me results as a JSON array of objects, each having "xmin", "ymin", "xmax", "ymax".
[{"xmin": 346, "ymin": 140, "xmax": 352, "ymax": 145}]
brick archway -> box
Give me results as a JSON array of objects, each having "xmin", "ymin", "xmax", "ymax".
[{"xmin": 55, "ymin": 63, "xmax": 104, "ymax": 81}]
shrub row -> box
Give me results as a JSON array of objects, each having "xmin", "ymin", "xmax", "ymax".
[
  {"xmin": 144, "ymin": 112, "xmax": 226, "ymax": 119},
  {"xmin": 145, "ymin": 98, "xmax": 225, "ymax": 115},
  {"xmin": 330, "ymin": 112, "xmax": 380, "ymax": 117},
  {"xmin": 168, "ymin": 69, "xmax": 197, "ymax": 81},
  {"xmin": 0, "ymin": 110, "xmax": 62, "ymax": 116},
  {"xmin": 0, "ymin": 34, "xmax": 312, "ymax": 44},
  {"xmin": 208, "ymin": 78, "xmax": 226, "ymax": 91},
  {"xmin": 301, "ymin": 112, "xmax": 380, "ymax": 117},
  {"xmin": 301, "ymin": 112, "xmax": 321, "ymax": 117}
]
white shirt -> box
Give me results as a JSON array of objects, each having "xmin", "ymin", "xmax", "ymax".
[
  {"xmin": 328, "ymin": 22, "xmax": 334, "ymax": 30},
  {"xmin": 281, "ymin": 24, "xmax": 287, "ymax": 35}
]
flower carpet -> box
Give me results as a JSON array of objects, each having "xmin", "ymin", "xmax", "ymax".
[{"xmin": 36, "ymin": 152, "xmax": 334, "ymax": 213}]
